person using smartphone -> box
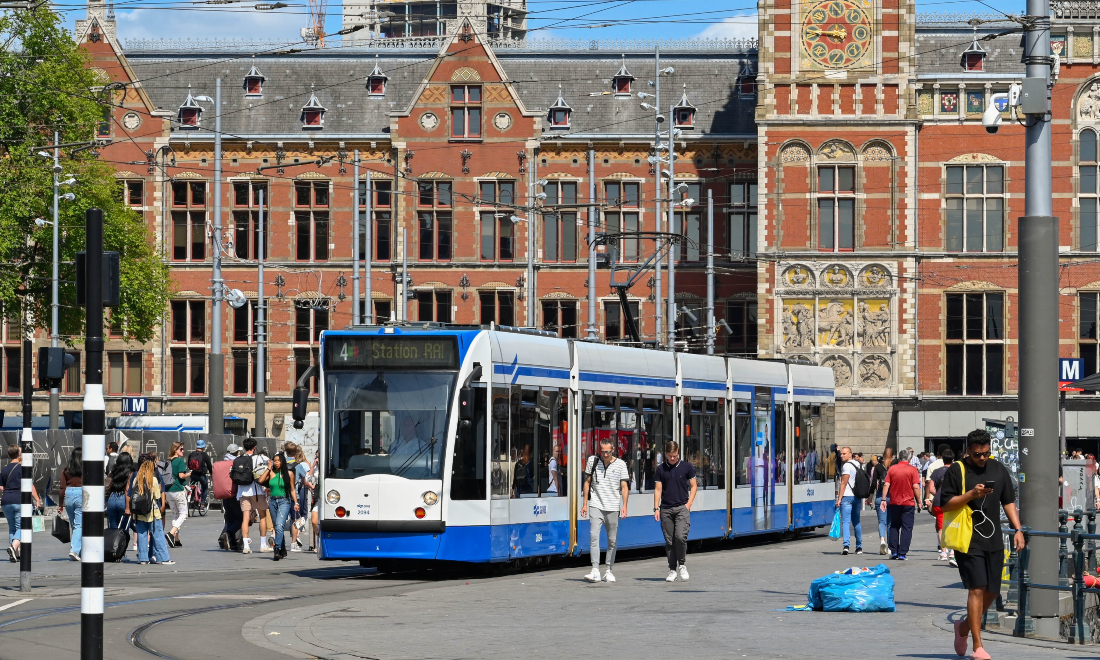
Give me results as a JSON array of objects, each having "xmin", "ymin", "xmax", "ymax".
[{"xmin": 939, "ymin": 429, "xmax": 1025, "ymax": 660}]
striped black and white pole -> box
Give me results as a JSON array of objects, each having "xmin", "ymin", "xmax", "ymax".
[
  {"xmin": 81, "ymin": 208, "xmax": 105, "ymax": 659},
  {"xmin": 19, "ymin": 313, "xmax": 33, "ymax": 592}
]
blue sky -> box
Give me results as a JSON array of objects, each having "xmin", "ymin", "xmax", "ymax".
[{"xmin": 58, "ymin": 0, "xmax": 1026, "ymax": 43}]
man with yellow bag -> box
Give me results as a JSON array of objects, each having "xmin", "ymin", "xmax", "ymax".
[{"xmin": 939, "ymin": 429, "xmax": 1025, "ymax": 660}]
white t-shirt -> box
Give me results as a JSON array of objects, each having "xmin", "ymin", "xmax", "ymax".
[
  {"xmin": 546, "ymin": 457, "xmax": 559, "ymax": 494},
  {"xmin": 840, "ymin": 460, "xmax": 859, "ymax": 498},
  {"xmin": 236, "ymin": 454, "xmax": 269, "ymax": 499}
]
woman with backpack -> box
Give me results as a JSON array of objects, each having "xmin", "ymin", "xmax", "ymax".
[
  {"xmin": 260, "ymin": 451, "xmax": 299, "ymax": 560},
  {"xmin": 126, "ymin": 458, "xmax": 173, "ymax": 565},
  {"xmin": 106, "ymin": 453, "xmax": 135, "ymax": 530},
  {"xmin": 59, "ymin": 447, "xmax": 83, "ymax": 562}
]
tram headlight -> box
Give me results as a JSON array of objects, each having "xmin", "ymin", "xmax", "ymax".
[
  {"xmin": 422, "ymin": 491, "xmax": 439, "ymax": 506},
  {"xmin": 326, "ymin": 490, "xmax": 341, "ymax": 505}
]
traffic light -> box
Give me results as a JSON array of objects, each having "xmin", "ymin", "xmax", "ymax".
[
  {"xmin": 37, "ymin": 347, "xmax": 75, "ymax": 388},
  {"xmin": 75, "ymin": 251, "xmax": 121, "ymax": 307}
]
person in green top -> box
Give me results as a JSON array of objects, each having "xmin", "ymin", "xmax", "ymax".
[
  {"xmin": 165, "ymin": 441, "xmax": 191, "ymax": 547},
  {"xmin": 261, "ymin": 452, "xmax": 299, "ymax": 560}
]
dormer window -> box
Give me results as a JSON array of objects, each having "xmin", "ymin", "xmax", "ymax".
[
  {"xmin": 549, "ymin": 85, "xmax": 571, "ymax": 129},
  {"xmin": 243, "ymin": 63, "xmax": 265, "ymax": 97},
  {"xmin": 177, "ymin": 88, "xmax": 202, "ymax": 130},
  {"xmin": 613, "ymin": 55, "xmax": 634, "ymax": 95},
  {"xmin": 737, "ymin": 69, "xmax": 756, "ymax": 97},
  {"xmin": 962, "ymin": 30, "xmax": 986, "ymax": 72},
  {"xmin": 673, "ymin": 85, "xmax": 696, "ymax": 129},
  {"xmin": 300, "ymin": 87, "xmax": 325, "ymax": 130},
  {"xmin": 367, "ymin": 56, "xmax": 387, "ymax": 97}
]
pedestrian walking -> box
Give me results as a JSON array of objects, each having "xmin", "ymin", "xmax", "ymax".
[
  {"xmin": 214, "ymin": 444, "xmax": 242, "ymax": 552},
  {"xmin": 653, "ymin": 440, "xmax": 697, "ymax": 582},
  {"xmin": 261, "ymin": 452, "xmax": 299, "ymax": 560},
  {"xmin": 308, "ymin": 450, "xmax": 320, "ymax": 552},
  {"xmin": 164, "ymin": 441, "xmax": 190, "ymax": 547},
  {"xmin": 924, "ymin": 448, "xmax": 956, "ymax": 566},
  {"xmin": 126, "ymin": 457, "xmax": 173, "ymax": 565},
  {"xmin": 880, "ymin": 448, "xmax": 922, "ymax": 560},
  {"xmin": 290, "ymin": 445, "xmax": 310, "ymax": 552},
  {"xmin": 232, "ymin": 438, "xmax": 270, "ymax": 554},
  {"xmin": 864, "ymin": 454, "xmax": 888, "ymax": 555},
  {"xmin": 1, "ymin": 444, "xmax": 40, "ymax": 562},
  {"xmin": 59, "ymin": 447, "xmax": 83, "ymax": 562},
  {"xmin": 581, "ymin": 438, "xmax": 629, "ymax": 583},
  {"xmin": 939, "ymin": 429, "xmax": 1024, "ymax": 660},
  {"xmin": 835, "ymin": 446, "xmax": 864, "ymax": 555},
  {"xmin": 106, "ymin": 453, "xmax": 135, "ymax": 530},
  {"xmin": 187, "ymin": 439, "xmax": 213, "ymax": 503}
]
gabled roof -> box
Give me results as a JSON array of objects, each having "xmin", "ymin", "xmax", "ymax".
[{"xmin": 549, "ymin": 84, "xmax": 572, "ymax": 110}]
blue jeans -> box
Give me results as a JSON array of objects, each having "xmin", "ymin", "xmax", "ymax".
[
  {"xmin": 269, "ymin": 496, "xmax": 291, "ymax": 551},
  {"xmin": 106, "ymin": 492, "xmax": 127, "ymax": 530},
  {"xmin": 874, "ymin": 495, "xmax": 887, "ymax": 539},
  {"xmin": 840, "ymin": 495, "xmax": 863, "ymax": 549},
  {"xmin": 64, "ymin": 486, "xmax": 82, "ymax": 555},
  {"xmin": 134, "ymin": 517, "xmax": 171, "ymax": 563},
  {"xmin": 2, "ymin": 503, "xmax": 19, "ymax": 546}
]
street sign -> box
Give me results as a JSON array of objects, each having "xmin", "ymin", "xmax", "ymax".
[
  {"xmin": 1060, "ymin": 358, "xmax": 1085, "ymax": 391},
  {"xmin": 121, "ymin": 397, "xmax": 147, "ymax": 414}
]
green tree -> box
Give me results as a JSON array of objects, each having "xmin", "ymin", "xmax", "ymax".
[{"xmin": 0, "ymin": 7, "xmax": 169, "ymax": 345}]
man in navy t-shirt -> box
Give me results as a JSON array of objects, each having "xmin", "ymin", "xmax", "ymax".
[{"xmin": 653, "ymin": 440, "xmax": 697, "ymax": 582}]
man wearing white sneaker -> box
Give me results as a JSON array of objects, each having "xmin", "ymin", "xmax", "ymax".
[
  {"xmin": 654, "ymin": 441, "xmax": 696, "ymax": 582},
  {"xmin": 581, "ymin": 439, "xmax": 629, "ymax": 583}
]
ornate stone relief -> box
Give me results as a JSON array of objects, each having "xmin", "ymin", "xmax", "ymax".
[
  {"xmin": 821, "ymin": 356, "xmax": 852, "ymax": 387},
  {"xmin": 818, "ymin": 140, "xmax": 856, "ymax": 161},
  {"xmin": 782, "ymin": 264, "xmax": 815, "ymax": 288},
  {"xmin": 1082, "ymin": 81, "xmax": 1100, "ymax": 122},
  {"xmin": 863, "ymin": 144, "xmax": 892, "ymax": 161},
  {"xmin": 859, "ymin": 355, "xmax": 891, "ymax": 388},
  {"xmin": 948, "ymin": 153, "xmax": 1002, "ymax": 163},
  {"xmin": 780, "ymin": 143, "xmax": 810, "ymax": 164},
  {"xmin": 917, "ymin": 92, "xmax": 934, "ymax": 115}
]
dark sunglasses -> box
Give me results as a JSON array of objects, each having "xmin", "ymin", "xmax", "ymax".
[
  {"xmin": 971, "ymin": 451, "xmax": 992, "ymax": 459},
  {"xmin": 600, "ymin": 450, "xmax": 613, "ymax": 455}
]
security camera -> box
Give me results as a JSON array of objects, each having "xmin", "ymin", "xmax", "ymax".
[{"xmin": 983, "ymin": 93, "xmax": 1009, "ymax": 134}]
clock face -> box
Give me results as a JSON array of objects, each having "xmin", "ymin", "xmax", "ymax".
[{"xmin": 801, "ymin": 0, "xmax": 873, "ymax": 71}]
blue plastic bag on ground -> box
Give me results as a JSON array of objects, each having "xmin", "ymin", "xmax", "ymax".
[
  {"xmin": 828, "ymin": 507, "xmax": 842, "ymax": 539},
  {"xmin": 807, "ymin": 564, "xmax": 896, "ymax": 612}
]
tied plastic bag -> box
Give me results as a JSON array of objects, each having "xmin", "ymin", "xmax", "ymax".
[
  {"xmin": 828, "ymin": 508, "xmax": 842, "ymax": 539},
  {"xmin": 807, "ymin": 564, "xmax": 896, "ymax": 613}
]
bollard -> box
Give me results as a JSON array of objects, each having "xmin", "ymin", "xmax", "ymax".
[
  {"xmin": 1060, "ymin": 510, "xmax": 1071, "ymax": 586},
  {"xmin": 1072, "ymin": 529, "xmax": 1092, "ymax": 644},
  {"xmin": 1006, "ymin": 539, "xmax": 1020, "ymax": 611},
  {"xmin": 1014, "ymin": 527, "xmax": 1035, "ymax": 637},
  {"xmin": 1088, "ymin": 509, "xmax": 1097, "ymax": 574}
]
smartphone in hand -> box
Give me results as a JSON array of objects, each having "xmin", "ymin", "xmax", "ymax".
[{"xmin": 983, "ymin": 480, "xmax": 996, "ymax": 490}]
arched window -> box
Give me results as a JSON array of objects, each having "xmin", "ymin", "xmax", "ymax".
[{"xmin": 1081, "ymin": 129, "xmax": 1099, "ymax": 250}]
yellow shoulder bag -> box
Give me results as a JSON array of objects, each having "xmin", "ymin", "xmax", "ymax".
[{"xmin": 939, "ymin": 462, "xmax": 973, "ymax": 554}]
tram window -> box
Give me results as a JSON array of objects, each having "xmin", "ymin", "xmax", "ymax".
[
  {"xmin": 619, "ymin": 395, "xmax": 642, "ymax": 493},
  {"xmin": 705, "ymin": 400, "xmax": 718, "ymax": 415},
  {"xmin": 581, "ymin": 392, "xmax": 595, "ymax": 460},
  {"xmin": 734, "ymin": 401, "xmax": 752, "ymax": 487},
  {"xmin": 794, "ymin": 403, "xmax": 824, "ymax": 484},
  {"xmin": 594, "ymin": 394, "xmax": 615, "ymax": 411},
  {"xmin": 689, "ymin": 399, "xmax": 704, "ymax": 414},
  {"xmin": 819, "ymin": 404, "xmax": 836, "ymax": 480},
  {"xmin": 641, "ymin": 398, "xmax": 661, "ymax": 412},
  {"xmin": 510, "ymin": 386, "xmax": 538, "ymax": 498},
  {"xmin": 774, "ymin": 403, "xmax": 787, "ymax": 486},
  {"xmin": 490, "ymin": 387, "xmax": 511, "ymax": 499},
  {"xmin": 685, "ymin": 398, "xmax": 724, "ymax": 489},
  {"xmin": 683, "ymin": 397, "xmax": 701, "ymax": 481},
  {"xmin": 640, "ymin": 398, "xmax": 670, "ymax": 492},
  {"xmin": 707, "ymin": 400, "xmax": 726, "ymax": 489},
  {"xmin": 451, "ymin": 385, "xmax": 487, "ymax": 500},
  {"xmin": 549, "ymin": 389, "xmax": 568, "ymax": 497}
]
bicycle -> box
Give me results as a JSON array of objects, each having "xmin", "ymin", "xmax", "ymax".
[{"xmin": 186, "ymin": 479, "xmax": 209, "ymax": 517}]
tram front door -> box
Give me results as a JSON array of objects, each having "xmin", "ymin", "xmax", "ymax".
[{"xmin": 751, "ymin": 387, "xmax": 773, "ymax": 531}]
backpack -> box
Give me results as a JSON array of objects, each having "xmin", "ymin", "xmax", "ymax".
[
  {"xmin": 849, "ymin": 460, "xmax": 872, "ymax": 499},
  {"xmin": 131, "ymin": 484, "xmax": 154, "ymax": 517},
  {"xmin": 230, "ymin": 455, "xmax": 255, "ymax": 486},
  {"xmin": 212, "ymin": 460, "xmax": 236, "ymax": 500},
  {"xmin": 187, "ymin": 451, "xmax": 205, "ymax": 474}
]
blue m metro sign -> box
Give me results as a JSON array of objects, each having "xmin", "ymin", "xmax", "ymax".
[{"xmin": 1060, "ymin": 358, "xmax": 1084, "ymax": 383}]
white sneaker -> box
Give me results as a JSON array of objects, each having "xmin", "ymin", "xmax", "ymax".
[
  {"xmin": 603, "ymin": 570, "xmax": 616, "ymax": 583},
  {"xmin": 290, "ymin": 544, "xmax": 302, "ymax": 552},
  {"xmin": 68, "ymin": 550, "xmax": 80, "ymax": 562},
  {"xmin": 160, "ymin": 560, "xmax": 175, "ymax": 566},
  {"xmin": 678, "ymin": 565, "xmax": 689, "ymax": 581},
  {"xmin": 879, "ymin": 538, "xmax": 887, "ymax": 555},
  {"xmin": 583, "ymin": 568, "xmax": 601, "ymax": 582},
  {"xmin": 242, "ymin": 540, "xmax": 252, "ymax": 555},
  {"xmin": 666, "ymin": 570, "xmax": 678, "ymax": 582}
]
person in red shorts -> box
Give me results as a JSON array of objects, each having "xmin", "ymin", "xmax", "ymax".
[{"xmin": 924, "ymin": 448, "xmax": 956, "ymax": 566}]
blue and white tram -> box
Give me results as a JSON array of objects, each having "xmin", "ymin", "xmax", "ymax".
[{"xmin": 311, "ymin": 325, "xmax": 837, "ymax": 564}]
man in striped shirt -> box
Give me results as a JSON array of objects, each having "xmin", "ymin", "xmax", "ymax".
[{"xmin": 581, "ymin": 438, "xmax": 630, "ymax": 583}]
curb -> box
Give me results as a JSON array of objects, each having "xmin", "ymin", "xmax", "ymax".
[{"xmin": 936, "ymin": 609, "xmax": 1096, "ymax": 654}]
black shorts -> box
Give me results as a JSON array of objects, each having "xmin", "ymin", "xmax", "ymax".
[{"xmin": 956, "ymin": 548, "xmax": 1004, "ymax": 591}]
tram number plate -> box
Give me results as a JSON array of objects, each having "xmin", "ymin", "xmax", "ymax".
[
  {"xmin": 535, "ymin": 533, "xmax": 543, "ymax": 543},
  {"xmin": 357, "ymin": 504, "xmax": 371, "ymax": 515}
]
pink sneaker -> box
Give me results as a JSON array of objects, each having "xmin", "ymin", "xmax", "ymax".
[
  {"xmin": 969, "ymin": 647, "xmax": 991, "ymax": 660},
  {"xmin": 954, "ymin": 618, "xmax": 969, "ymax": 657}
]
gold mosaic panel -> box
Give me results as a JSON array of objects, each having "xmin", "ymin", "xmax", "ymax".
[{"xmin": 1076, "ymin": 35, "xmax": 1093, "ymax": 58}]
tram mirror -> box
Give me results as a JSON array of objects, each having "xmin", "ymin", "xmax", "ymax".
[
  {"xmin": 459, "ymin": 386, "xmax": 475, "ymax": 425},
  {"xmin": 292, "ymin": 386, "xmax": 309, "ymax": 427}
]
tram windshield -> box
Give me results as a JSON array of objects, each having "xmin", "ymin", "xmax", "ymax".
[{"xmin": 325, "ymin": 370, "xmax": 456, "ymax": 480}]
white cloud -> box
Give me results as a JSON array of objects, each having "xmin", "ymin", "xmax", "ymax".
[
  {"xmin": 114, "ymin": 6, "xmax": 312, "ymax": 42},
  {"xmin": 694, "ymin": 15, "xmax": 758, "ymax": 41}
]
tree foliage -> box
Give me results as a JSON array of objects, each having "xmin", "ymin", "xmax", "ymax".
[{"xmin": 0, "ymin": 7, "xmax": 169, "ymax": 345}]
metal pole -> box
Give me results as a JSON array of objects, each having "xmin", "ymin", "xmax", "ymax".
[
  {"xmin": 1060, "ymin": 389, "xmax": 1067, "ymax": 462},
  {"xmin": 81, "ymin": 207, "xmax": 106, "ymax": 660},
  {"xmin": 352, "ymin": 151, "xmax": 360, "ymax": 326},
  {"xmin": 49, "ymin": 130, "xmax": 59, "ymax": 430},
  {"xmin": 527, "ymin": 149, "xmax": 535, "ymax": 327},
  {"xmin": 19, "ymin": 306, "xmax": 32, "ymax": 592},
  {"xmin": 255, "ymin": 189, "xmax": 266, "ymax": 438},
  {"xmin": 706, "ymin": 188, "xmax": 714, "ymax": 355},
  {"xmin": 209, "ymin": 79, "xmax": 224, "ymax": 434},
  {"xmin": 666, "ymin": 110, "xmax": 676, "ymax": 352},
  {"xmin": 586, "ymin": 148, "xmax": 598, "ymax": 340},
  {"xmin": 401, "ymin": 227, "xmax": 408, "ymax": 321},
  {"xmin": 654, "ymin": 46, "xmax": 663, "ymax": 345},
  {"xmin": 1019, "ymin": 0, "xmax": 1059, "ymax": 618},
  {"xmin": 365, "ymin": 171, "xmax": 373, "ymax": 323}
]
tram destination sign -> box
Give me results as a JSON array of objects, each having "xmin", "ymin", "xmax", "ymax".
[{"xmin": 325, "ymin": 336, "xmax": 458, "ymax": 370}]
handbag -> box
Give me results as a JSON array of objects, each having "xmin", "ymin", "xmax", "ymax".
[
  {"xmin": 51, "ymin": 513, "xmax": 71, "ymax": 544},
  {"xmin": 828, "ymin": 507, "xmax": 842, "ymax": 539},
  {"xmin": 940, "ymin": 462, "xmax": 973, "ymax": 553}
]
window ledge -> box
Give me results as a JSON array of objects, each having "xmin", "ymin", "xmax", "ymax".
[{"xmin": 448, "ymin": 138, "xmax": 483, "ymax": 143}]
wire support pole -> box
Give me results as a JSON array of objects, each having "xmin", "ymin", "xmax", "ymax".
[
  {"xmin": 50, "ymin": 130, "xmax": 59, "ymax": 430},
  {"xmin": 256, "ymin": 188, "xmax": 266, "ymax": 437},
  {"xmin": 209, "ymin": 78, "xmax": 224, "ymax": 434},
  {"xmin": 352, "ymin": 151, "xmax": 360, "ymax": 326}
]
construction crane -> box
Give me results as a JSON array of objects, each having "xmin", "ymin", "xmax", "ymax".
[{"xmin": 302, "ymin": 0, "xmax": 327, "ymax": 46}]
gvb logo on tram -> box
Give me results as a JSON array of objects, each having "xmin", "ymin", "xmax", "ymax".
[{"xmin": 301, "ymin": 327, "xmax": 837, "ymax": 567}]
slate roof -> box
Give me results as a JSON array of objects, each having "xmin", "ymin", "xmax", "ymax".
[
  {"xmin": 124, "ymin": 45, "xmax": 758, "ymax": 139},
  {"xmin": 914, "ymin": 21, "xmax": 1026, "ymax": 78}
]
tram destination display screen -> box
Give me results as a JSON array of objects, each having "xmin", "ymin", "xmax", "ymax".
[{"xmin": 325, "ymin": 336, "xmax": 458, "ymax": 370}]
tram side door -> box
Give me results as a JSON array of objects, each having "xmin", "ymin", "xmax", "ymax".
[
  {"xmin": 489, "ymin": 387, "xmax": 510, "ymax": 560},
  {"xmin": 751, "ymin": 387, "xmax": 772, "ymax": 531}
]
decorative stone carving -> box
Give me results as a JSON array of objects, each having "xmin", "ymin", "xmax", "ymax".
[
  {"xmin": 818, "ymin": 140, "xmax": 856, "ymax": 161},
  {"xmin": 783, "ymin": 265, "xmax": 815, "ymax": 288},
  {"xmin": 946, "ymin": 280, "xmax": 1001, "ymax": 292},
  {"xmin": 451, "ymin": 67, "xmax": 482, "ymax": 82},
  {"xmin": 859, "ymin": 264, "xmax": 891, "ymax": 287},
  {"xmin": 419, "ymin": 112, "xmax": 439, "ymax": 131},
  {"xmin": 917, "ymin": 91, "xmax": 933, "ymax": 115},
  {"xmin": 822, "ymin": 264, "xmax": 852, "ymax": 288},
  {"xmin": 859, "ymin": 355, "xmax": 891, "ymax": 388},
  {"xmin": 493, "ymin": 112, "xmax": 512, "ymax": 131},
  {"xmin": 1076, "ymin": 35, "xmax": 1093, "ymax": 58},
  {"xmin": 1081, "ymin": 81, "xmax": 1100, "ymax": 122},
  {"xmin": 949, "ymin": 153, "xmax": 1001, "ymax": 163},
  {"xmin": 858, "ymin": 300, "xmax": 891, "ymax": 348},
  {"xmin": 817, "ymin": 299, "xmax": 854, "ymax": 347},
  {"xmin": 782, "ymin": 300, "xmax": 815, "ymax": 350},
  {"xmin": 863, "ymin": 144, "xmax": 892, "ymax": 161},
  {"xmin": 821, "ymin": 356, "xmax": 852, "ymax": 387},
  {"xmin": 780, "ymin": 143, "xmax": 810, "ymax": 164}
]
